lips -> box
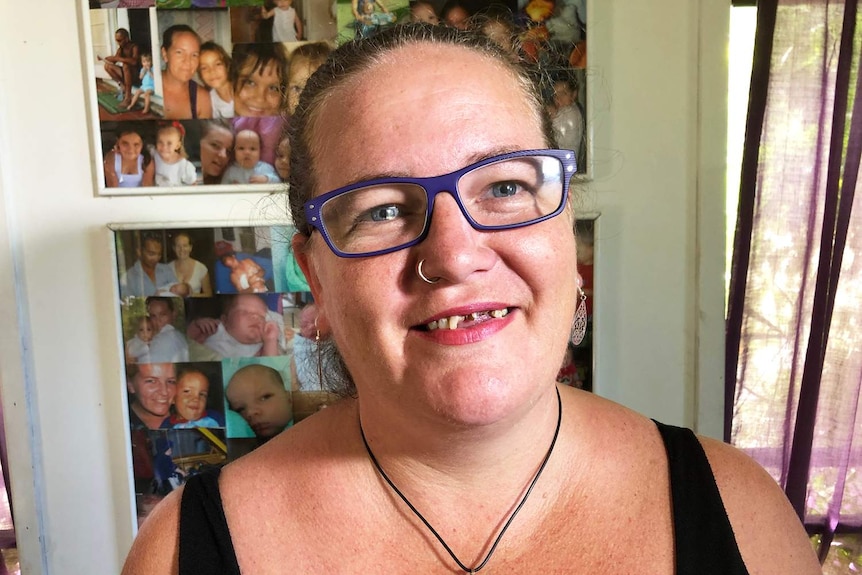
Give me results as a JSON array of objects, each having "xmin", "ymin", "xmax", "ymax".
[{"xmin": 252, "ymin": 422, "xmax": 278, "ymax": 436}]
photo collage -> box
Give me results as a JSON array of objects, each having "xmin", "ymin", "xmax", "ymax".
[
  {"xmin": 87, "ymin": 0, "xmax": 587, "ymax": 192},
  {"xmin": 89, "ymin": 1, "xmax": 339, "ymax": 191},
  {"xmin": 114, "ymin": 225, "xmax": 339, "ymax": 524}
]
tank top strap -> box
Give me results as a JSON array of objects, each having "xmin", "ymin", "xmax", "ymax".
[
  {"xmin": 189, "ymin": 80, "xmax": 198, "ymax": 120},
  {"xmin": 653, "ymin": 420, "xmax": 749, "ymax": 575},
  {"xmin": 179, "ymin": 468, "xmax": 241, "ymax": 575}
]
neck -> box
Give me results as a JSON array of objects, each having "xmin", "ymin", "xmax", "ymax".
[
  {"xmin": 357, "ymin": 384, "xmax": 561, "ymax": 491},
  {"xmin": 216, "ymin": 84, "xmax": 232, "ymax": 100},
  {"xmin": 163, "ymin": 71, "xmax": 185, "ymax": 88},
  {"xmin": 132, "ymin": 403, "xmax": 165, "ymax": 430},
  {"xmin": 356, "ymin": 385, "xmax": 564, "ymax": 572}
]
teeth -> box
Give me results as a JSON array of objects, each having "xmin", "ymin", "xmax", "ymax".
[{"xmin": 425, "ymin": 308, "xmax": 509, "ymax": 331}]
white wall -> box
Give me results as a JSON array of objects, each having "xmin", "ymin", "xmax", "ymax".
[{"xmin": 0, "ymin": 1, "xmax": 728, "ymax": 573}]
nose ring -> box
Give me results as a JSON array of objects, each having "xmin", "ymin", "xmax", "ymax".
[{"xmin": 417, "ymin": 259, "xmax": 441, "ymax": 284}]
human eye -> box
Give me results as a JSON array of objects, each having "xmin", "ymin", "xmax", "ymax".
[
  {"xmin": 362, "ymin": 205, "xmax": 401, "ymax": 222},
  {"xmin": 468, "ymin": 159, "xmax": 544, "ymax": 205},
  {"xmin": 489, "ymin": 181, "xmax": 524, "ymax": 198}
]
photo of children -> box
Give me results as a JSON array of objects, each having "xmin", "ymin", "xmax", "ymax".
[
  {"xmin": 184, "ymin": 293, "xmax": 286, "ymax": 360},
  {"xmin": 117, "ymin": 229, "xmax": 189, "ymax": 297},
  {"xmin": 92, "ymin": 14, "xmax": 150, "ymax": 118},
  {"xmin": 261, "ymin": 0, "xmax": 303, "ymax": 42},
  {"xmin": 125, "ymin": 316, "xmax": 156, "ymax": 364},
  {"xmin": 125, "ymin": 52, "xmax": 156, "ymax": 114},
  {"xmin": 152, "ymin": 121, "xmax": 198, "ymax": 186},
  {"xmin": 221, "ymin": 128, "xmax": 281, "ymax": 184},
  {"xmin": 222, "ymin": 358, "xmax": 295, "ymax": 439},
  {"xmin": 213, "ymin": 226, "xmax": 275, "ymax": 293},
  {"xmin": 199, "ymin": 41, "xmax": 235, "ymax": 119},
  {"xmin": 102, "ymin": 124, "xmax": 156, "ymax": 188},
  {"xmin": 160, "ymin": 363, "xmax": 226, "ymax": 428},
  {"xmin": 336, "ymin": 0, "xmax": 406, "ymax": 41},
  {"xmin": 87, "ymin": 5, "xmax": 341, "ymax": 191}
]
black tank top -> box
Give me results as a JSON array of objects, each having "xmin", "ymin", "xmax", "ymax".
[{"xmin": 178, "ymin": 421, "xmax": 749, "ymax": 574}]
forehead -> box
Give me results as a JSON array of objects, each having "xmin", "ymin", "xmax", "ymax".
[
  {"xmin": 179, "ymin": 372, "xmax": 208, "ymax": 388},
  {"xmin": 239, "ymin": 59, "xmax": 280, "ymax": 79},
  {"xmin": 169, "ymin": 32, "xmax": 199, "ymax": 50},
  {"xmin": 137, "ymin": 364, "xmax": 175, "ymax": 380},
  {"xmin": 147, "ymin": 300, "xmax": 170, "ymax": 313},
  {"xmin": 233, "ymin": 295, "xmax": 266, "ymax": 311},
  {"xmin": 200, "ymin": 51, "xmax": 223, "ymax": 63},
  {"xmin": 311, "ymin": 43, "xmax": 542, "ymax": 190},
  {"xmin": 119, "ymin": 132, "xmax": 142, "ymax": 144},
  {"xmin": 237, "ymin": 131, "xmax": 260, "ymax": 144},
  {"xmin": 204, "ymin": 127, "xmax": 233, "ymax": 144}
]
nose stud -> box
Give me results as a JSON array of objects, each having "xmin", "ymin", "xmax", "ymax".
[{"xmin": 417, "ymin": 259, "xmax": 441, "ymax": 284}]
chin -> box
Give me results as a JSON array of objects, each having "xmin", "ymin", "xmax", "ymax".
[{"xmin": 424, "ymin": 373, "xmax": 539, "ymax": 427}]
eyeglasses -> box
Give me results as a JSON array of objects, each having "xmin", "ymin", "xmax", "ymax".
[{"xmin": 303, "ymin": 149, "xmax": 576, "ymax": 258}]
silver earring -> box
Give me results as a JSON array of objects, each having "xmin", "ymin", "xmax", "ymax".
[
  {"xmin": 570, "ymin": 288, "xmax": 587, "ymax": 346},
  {"xmin": 417, "ymin": 259, "xmax": 440, "ymax": 284}
]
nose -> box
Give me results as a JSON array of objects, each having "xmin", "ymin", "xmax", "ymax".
[{"xmin": 414, "ymin": 193, "xmax": 497, "ymax": 284}]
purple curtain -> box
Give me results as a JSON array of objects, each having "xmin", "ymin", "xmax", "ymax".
[{"xmin": 726, "ymin": 0, "xmax": 862, "ymax": 559}]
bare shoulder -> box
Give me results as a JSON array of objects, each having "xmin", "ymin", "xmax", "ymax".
[
  {"xmin": 699, "ymin": 436, "xmax": 821, "ymax": 574},
  {"xmin": 121, "ymin": 488, "xmax": 182, "ymax": 575}
]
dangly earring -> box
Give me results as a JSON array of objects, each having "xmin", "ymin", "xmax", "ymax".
[
  {"xmin": 570, "ymin": 287, "xmax": 587, "ymax": 346},
  {"xmin": 314, "ymin": 316, "xmax": 323, "ymax": 391}
]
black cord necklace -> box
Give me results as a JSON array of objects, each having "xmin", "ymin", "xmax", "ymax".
[{"xmin": 359, "ymin": 387, "xmax": 562, "ymax": 573}]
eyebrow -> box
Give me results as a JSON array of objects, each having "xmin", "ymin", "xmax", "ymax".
[{"xmin": 335, "ymin": 146, "xmax": 527, "ymax": 189}]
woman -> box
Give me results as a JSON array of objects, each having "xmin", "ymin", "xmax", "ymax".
[
  {"xmin": 198, "ymin": 119, "xmax": 234, "ymax": 185},
  {"xmin": 103, "ymin": 129, "xmax": 154, "ymax": 188},
  {"xmin": 169, "ymin": 232, "xmax": 212, "ymax": 297},
  {"xmin": 160, "ymin": 24, "xmax": 212, "ymax": 120},
  {"xmin": 123, "ymin": 25, "xmax": 820, "ymax": 574}
]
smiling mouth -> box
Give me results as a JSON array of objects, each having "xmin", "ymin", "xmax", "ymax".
[{"xmin": 419, "ymin": 308, "xmax": 510, "ymax": 331}]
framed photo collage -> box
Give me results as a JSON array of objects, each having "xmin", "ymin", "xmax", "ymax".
[{"xmin": 84, "ymin": 0, "xmax": 588, "ymax": 195}]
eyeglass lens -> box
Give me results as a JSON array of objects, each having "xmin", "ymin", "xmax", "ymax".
[{"xmin": 319, "ymin": 154, "xmax": 565, "ymax": 255}]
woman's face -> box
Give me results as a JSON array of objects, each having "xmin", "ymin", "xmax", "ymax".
[
  {"xmin": 117, "ymin": 132, "xmax": 143, "ymax": 161},
  {"xmin": 162, "ymin": 32, "xmax": 201, "ymax": 82},
  {"xmin": 199, "ymin": 50, "xmax": 229, "ymax": 90},
  {"xmin": 235, "ymin": 59, "xmax": 283, "ymax": 117},
  {"xmin": 295, "ymin": 44, "xmax": 577, "ymax": 425},
  {"xmin": 173, "ymin": 234, "xmax": 193, "ymax": 261},
  {"xmin": 200, "ymin": 126, "xmax": 234, "ymax": 177}
]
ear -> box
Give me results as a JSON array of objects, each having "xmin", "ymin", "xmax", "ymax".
[{"xmin": 292, "ymin": 234, "xmax": 325, "ymax": 307}]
